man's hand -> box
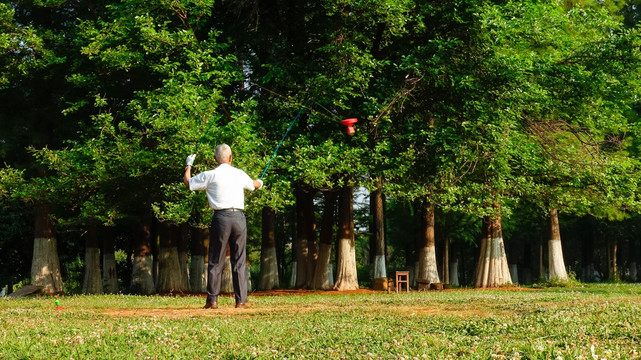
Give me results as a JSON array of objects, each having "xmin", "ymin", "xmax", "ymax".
[
  {"xmin": 186, "ymin": 154, "xmax": 197, "ymax": 166},
  {"xmin": 254, "ymin": 179, "xmax": 263, "ymax": 189},
  {"xmin": 184, "ymin": 154, "xmax": 196, "ymax": 187}
]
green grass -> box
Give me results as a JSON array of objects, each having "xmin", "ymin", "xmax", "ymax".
[{"xmin": 1, "ymin": 284, "xmax": 641, "ymax": 359}]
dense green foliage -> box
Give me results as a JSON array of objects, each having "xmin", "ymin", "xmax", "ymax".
[
  {"xmin": 2, "ymin": 0, "xmax": 641, "ymax": 291},
  {"xmin": 2, "ymin": 285, "xmax": 641, "ymax": 358}
]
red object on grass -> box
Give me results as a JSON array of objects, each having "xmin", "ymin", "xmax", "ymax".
[{"xmin": 341, "ymin": 118, "xmax": 358, "ymax": 135}]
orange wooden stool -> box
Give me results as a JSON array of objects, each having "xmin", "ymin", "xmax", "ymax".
[{"xmin": 395, "ymin": 271, "xmax": 410, "ymax": 293}]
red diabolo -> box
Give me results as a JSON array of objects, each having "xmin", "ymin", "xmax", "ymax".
[{"xmin": 341, "ymin": 118, "xmax": 358, "ymax": 135}]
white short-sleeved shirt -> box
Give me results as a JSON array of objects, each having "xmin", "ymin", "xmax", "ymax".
[{"xmin": 189, "ymin": 163, "xmax": 255, "ymax": 210}]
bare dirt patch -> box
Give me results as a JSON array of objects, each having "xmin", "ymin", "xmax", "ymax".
[
  {"xmin": 250, "ymin": 288, "xmax": 382, "ymax": 296},
  {"xmin": 160, "ymin": 288, "xmax": 383, "ymax": 297},
  {"xmin": 100, "ymin": 307, "xmax": 269, "ymax": 318},
  {"xmin": 100, "ymin": 304, "xmax": 485, "ymax": 319},
  {"xmin": 101, "ymin": 287, "xmax": 531, "ymax": 318}
]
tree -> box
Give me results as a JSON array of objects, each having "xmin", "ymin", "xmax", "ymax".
[
  {"xmin": 212, "ymin": 0, "xmax": 416, "ymax": 291},
  {"xmin": 258, "ymin": 206, "xmax": 279, "ymax": 290},
  {"xmin": 101, "ymin": 225, "xmax": 118, "ymax": 294},
  {"xmin": 293, "ymin": 185, "xmax": 316, "ymax": 289},
  {"xmin": 313, "ymin": 190, "xmax": 338, "ymax": 290},
  {"xmin": 417, "ymin": 202, "xmax": 440, "ymax": 287},
  {"xmin": 189, "ymin": 225, "xmax": 208, "ymax": 292},
  {"xmin": 26, "ymin": 0, "xmax": 267, "ymax": 295},
  {"xmin": 156, "ymin": 222, "xmax": 188, "ymax": 293},
  {"xmin": 4, "ymin": 0, "xmax": 641, "ymax": 293},
  {"xmin": 334, "ymin": 185, "xmax": 358, "ymax": 290},
  {"xmin": 129, "ymin": 216, "xmax": 154, "ymax": 294},
  {"xmin": 489, "ymin": 0, "xmax": 641, "ymax": 282},
  {"xmin": 0, "ymin": 168, "xmax": 31, "ymax": 293},
  {"xmin": 31, "ymin": 202, "xmax": 64, "ymax": 294},
  {"xmin": 81, "ymin": 223, "xmax": 103, "ymax": 294},
  {"xmin": 1, "ymin": 0, "xmax": 111, "ymax": 294},
  {"xmin": 369, "ymin": 179, "xmax": 387, "ymax": 290},
  {"xmin": 475, "ymin": 206, "xmax": 512, "ymax": 288},
  {"xmin": 392, "ymin": 0, "xmax": 641, "ymax": 288}
]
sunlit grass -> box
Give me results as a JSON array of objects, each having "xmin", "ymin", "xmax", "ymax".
[{"xmin": 1, "ymin": 284, "xmax": 640, "ymax": 359}]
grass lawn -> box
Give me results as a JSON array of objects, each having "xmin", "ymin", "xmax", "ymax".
[{"xmin": 1, "ymin": 284, "xmax": 640, "ymax": 359}]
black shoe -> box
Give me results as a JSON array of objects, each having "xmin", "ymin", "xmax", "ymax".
[{"xmin": 203, "ymin": 302, "xmax": 218, "ymax": 309}]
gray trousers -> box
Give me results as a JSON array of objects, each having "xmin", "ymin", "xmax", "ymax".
[{"xmin": 207, "ymin": 210, "xmax": 247, "ymax": 304}]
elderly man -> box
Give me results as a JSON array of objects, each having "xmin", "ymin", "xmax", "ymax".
[{"xmin": 184, "ymin": 144, "xmax": 263, "ymax": 309}]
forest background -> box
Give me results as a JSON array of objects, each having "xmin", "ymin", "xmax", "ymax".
[{"xmin": 2, "ymin": 0, "xmax": 641, "ymax": 295}]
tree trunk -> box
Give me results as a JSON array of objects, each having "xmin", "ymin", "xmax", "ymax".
[
  {"xmin": 509, "ymin": 264, "xmax": 519, "ymax": 284},
  {"xmin": 313, "ymin": 190, "xmax": 337, "ymax": 290},
  {"xmin": 130, "ymin": 216, "xmax": 155, "ymax": 294},
  {"xmin": 450, "ymin": 260, "xmax": 459, "ymax": 286},
  {"xmin": 31, "ymin": 203, "xmax": 63, "ymax": 294},
  {"xmin": 475, "ymin": 205, "xmax": 512, "ymax": 288},
  {"xmin": 259, "ymin": 206, "xmax": 279, "ymax": 290},
  {"xmin": 539, "ymin": 235, "xmax": 546, "ymax": 281},
  {"xmin": 101, "ymin": 226, "xmax": 118, "ymax": 294},
  {"xmin": 443, "ymin": 236, "xmax": 450, "ymax": 285},
  {"xmin": 178, "ymin": 224, "xmax": 190, "ymax": 288},
  {"xmin": 448, "ymin": 232, "xmax": 459, "ymax": 286},
  {"xmin": 522, "ymin": 242, "xmax": 533, "ymax": 284},
  {"xmin": 610, "ymin": 236, "xmax": 619, "ymax": 281},
  {"xmin": 417, "ymin": 203, "xmax": 440, "ymax": 288},
  {"xmin": 290, "ymin": 211, "xmax": 298, "ymax": 289},
  {"xmin": 221, "ymin": 245, "xmax": 233, "ymax": 293},
  {"xmin": 334, "ymin": 186, "xmax": 359, "ymax": 290},
  {"xmin": 459, "ymin": 244, "xmax": 467, "ymax": 286},
  {"xmin": 370, "ymin": 179, "xmax": 387, "ymax": 290},
  {"xmin": 548, "ymin": 209, "xmax": 568, "ymax": 282},
  {"xmin": 582, "ymin": 226, "xmax": 595, "ymax": 281},
  {"xmin": 289, "ymin": 261, "xmax": 297, "ymax": 289},
  {"xmin": 189, "ymin": 226, "xmax": 208, "ymax": 292},
  {"xmin": 410, "ymin": 202, "xmax": 420, "ymax": 287},
  {"xmin": 294, "ymin": 185, "xmax": 316, "ymax": 288},
  {"xmin": 629, "ymin": 237, "xmax": 637, "ymax": 282},
  {"xmin": 82, "ymin": 223, "xmax": 103, "ymax": 294},
  {"xmin": 152, "ymin": 221, "xmax": 159, "ymax": 284},
  {"xmin": 277, "ymin": 211, "xmax": 289, "ymax": 286},
  {"xmin": 156, "ymin": 222, "xmax": 188, "ymax": 293}
]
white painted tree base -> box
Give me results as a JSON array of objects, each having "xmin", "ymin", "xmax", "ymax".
[
  {"xmin": 449, "ymin": 261, "xmax": 459, "ymax": 286},
  {"xmin": 328, "ymin": 264, "xmax": 334, "ymax": 286},
  {"xmin": 334, "ymin": 238, "xmax": 358, "ymax": 291},
  {"xmin": 373, "ymin": 254, "xmax": 387, "ymax": 279},
  {"xmin": 313, "ymin": 243, "xmax": 333, "ymax": 290},
  {"xmin": 475, "ymin": 236, "xmax": 512, "ymax": 288},
  {"xmin": 156, "ymin": 247, "xmax": 188, "ymax": 293},
  {"xmin": 102, "ymin": 253, "xmax": 118, "ymax": 294},
  {"xmin": 548, "ymin": 239, "xmax": 568, "ymax": 281},
  {"xmin": 629, "ymin": 262, "xmax": 638, "ymax": 282},
  {"xmin": 289, "ymin": 261, "xmax": 297, "ymax": 289},
  {"xmin": 372, "ymin": 254, "xmax": 387, "ymax": 290},
  {"xmin": 417, "ymin": 246, "xmax": 440, "ymax": 284},
  {"xmin": 190, "ymin": 255, "xmax": 205, "ymax": 292},
  {"xmin": 31, "ymin": 237, "xmax": 63, "ymax": 294},
  {"xmin": 82, "ymin": 247, "xmax": 103, "ymax": 294},
  {"xmin": 179, "ymin": 250, "xmax": 189, "ymax": 289},
  {"xmin": 509, "ymin": 264, "xmax": 518, "ymax": 285},
  {"xmin": 259, "ymin": 246, "xmax": 279, "ymax": 290},
  {"xmin": 221, "ymin": 255, "xmax": 233, "ymax": 293},
  {"xmin": 131, "ymin": 255, "xmax": 155, "ymax": 295}
]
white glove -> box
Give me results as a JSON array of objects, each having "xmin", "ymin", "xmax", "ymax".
[
  {"xmin": 257, "ymin": 179, "xmax": 263, "ymax": 189},
  {"xmin": 186, "ymin": 154, "xmax": 196, "ymax": 166}
]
